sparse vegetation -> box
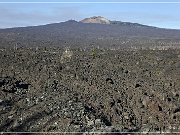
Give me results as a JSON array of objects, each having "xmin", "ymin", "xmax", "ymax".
[{"xmin": 60, "ymin": 48, "xmax": 73, "ymax": 63}]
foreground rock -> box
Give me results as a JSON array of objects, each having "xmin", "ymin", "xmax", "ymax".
[{"xmin": 0, "ymin": 48, "xmax": 180, "ymax": 133}]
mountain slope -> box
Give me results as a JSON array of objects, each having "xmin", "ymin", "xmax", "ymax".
[{"xmin": 0, "ymin": 17, "xmax": 180, "ymax": 48}]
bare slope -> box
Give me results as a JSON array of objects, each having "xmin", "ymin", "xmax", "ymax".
[{"xmin": 0, "ymin": 17, "xmax": 180, "ymax": 48}]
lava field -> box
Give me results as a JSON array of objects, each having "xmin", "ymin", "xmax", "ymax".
[{"xmin": 0, "ymin": 47, "xmax": 180, "ymax": 134}]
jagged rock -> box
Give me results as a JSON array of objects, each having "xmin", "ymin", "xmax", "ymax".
[
  {"xmin": 0, "ymin": 48, "xmax": 180, "ymax": 133},
  {"xmin": 0, "ymin": 77, "xmax": 30, "ymax": 93}
]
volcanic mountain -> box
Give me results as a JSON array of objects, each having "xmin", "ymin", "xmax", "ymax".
[{"xmin": 0, "ymin": 16, "xmax": 180, "ymax": 48}]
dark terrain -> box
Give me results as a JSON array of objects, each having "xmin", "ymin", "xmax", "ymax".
[
  {"xmin": 0, "ymin": 17, "xmax": 180, "ymax": 134},
  {"xmin": 0, "ymin": 19, "xmax": 180, "ymax": 49},
  {"xmin": 1, "ymin": 48, "xmax": 180, "ymax": 134}
]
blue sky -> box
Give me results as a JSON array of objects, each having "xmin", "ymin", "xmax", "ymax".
[{"xmin": 0, "ymin": 0, "xmax": 180, "ymax": 29}]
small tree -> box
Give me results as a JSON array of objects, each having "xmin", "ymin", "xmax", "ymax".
[{"xmin": 91, "ymin": 48, "xmax": 98, "ymax": 59}]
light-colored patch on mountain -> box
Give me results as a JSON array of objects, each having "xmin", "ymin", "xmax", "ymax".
[{"xmin": 80, "ymin": 16, "xmax": 110, "ymax": 24}]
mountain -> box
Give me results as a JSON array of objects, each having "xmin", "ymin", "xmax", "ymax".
[
  {"xmin": 0, "ymin": 16, "xmax": 180, "ymax": 48},
  {"xmin": 80, "ymin": 16, "xmax": 153, "ymax": 28},
  {"xmin": 80, "ymin": 16, "xmax": 110, "ymax": 24}
]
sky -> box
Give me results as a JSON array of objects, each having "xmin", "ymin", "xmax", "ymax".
[{"xmin": 0, "ymin": 0, "xmax": 180, "ymax": 29}]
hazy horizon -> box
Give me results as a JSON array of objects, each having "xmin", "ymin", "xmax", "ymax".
[{"xmin": 0, "ymin": 0, "xmax": 180, "ymax": 29}]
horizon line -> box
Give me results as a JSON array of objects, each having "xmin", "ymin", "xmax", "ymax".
[{"xmin": 1, "ymin": 1, "xmax": 180, "ymax": 4}]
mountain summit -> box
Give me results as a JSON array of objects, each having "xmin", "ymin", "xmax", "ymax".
[
  {"xmin": 80, "ymin": 16, "xmax": 110, "ymax": 24},
  {"xmin": 80, "ymin": 16, "xmax": 150, "ymax": 27}
]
